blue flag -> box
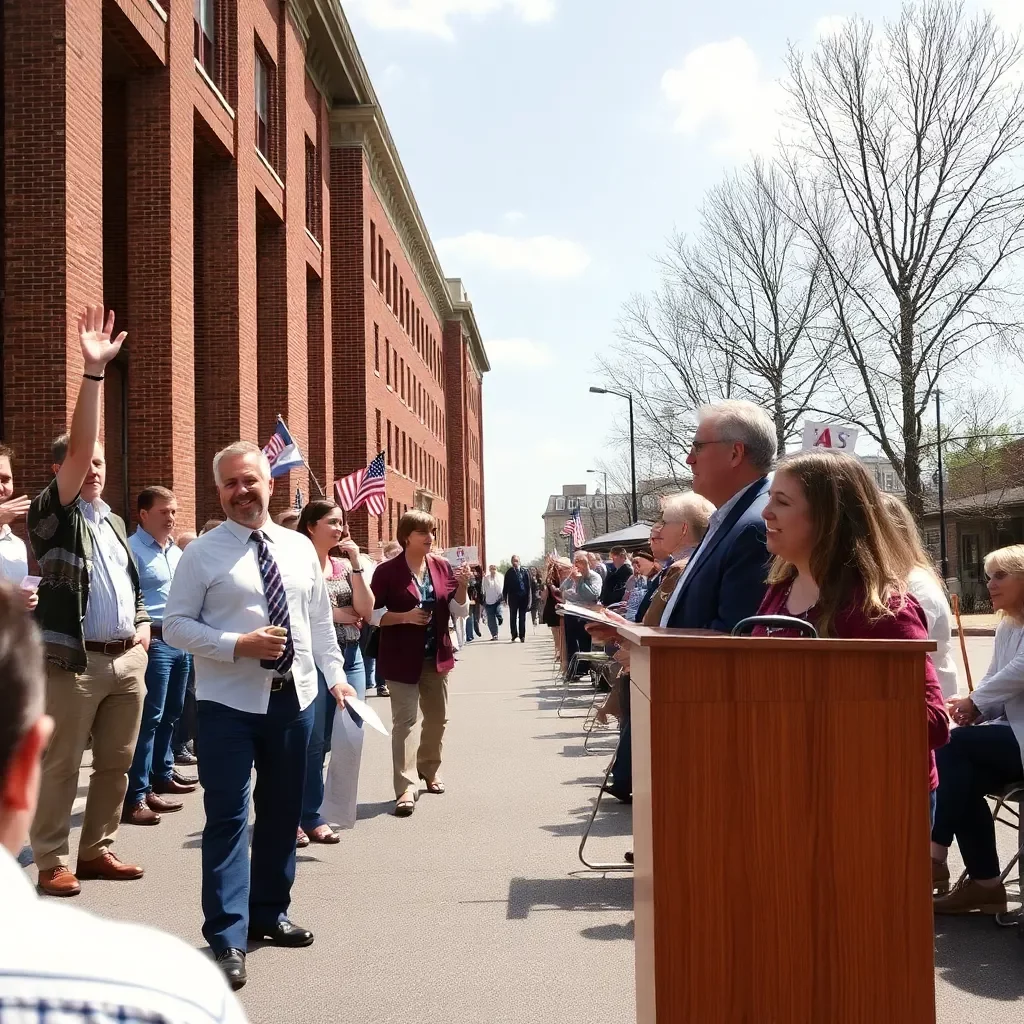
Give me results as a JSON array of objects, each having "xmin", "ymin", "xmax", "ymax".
[{"xmin": 262, "ymin": 419, "xmax": 304, "ymax": 479}]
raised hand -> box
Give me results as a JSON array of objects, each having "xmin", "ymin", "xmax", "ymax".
[
  {"xmin": 0, "ymin": 495, "xmax": 31, "ymax": 527},
  {"xmin": 339, "ymin": 538, "xmax": 361, "ymax": 563},
  {"xmin": 78, "ymin": 305, "xmax": 127, "ymax": 374}
]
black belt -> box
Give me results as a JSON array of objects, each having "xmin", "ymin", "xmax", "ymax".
[
  {"xmin": 84, "ymin": 638, "xmax": 137, "ymax": 657},
  {"xmin": 270, "ymin": 671, "xmax": 295, "ymax": 693},
  {"xmin": 150, "ymin": 623, "xmax": 163, "ymax": 641}
]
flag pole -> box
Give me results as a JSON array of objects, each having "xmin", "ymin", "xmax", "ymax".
[{"xmin": 277, "ymin": 415, "xmax": 326, "ymax": 497}]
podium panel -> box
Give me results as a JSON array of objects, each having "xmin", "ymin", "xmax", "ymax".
[{"xmin": 620, "ymin": 626, "xmax": 937, "ymax": 1024}]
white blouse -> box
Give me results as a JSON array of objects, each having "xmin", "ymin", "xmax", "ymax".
[
  {"xmin": 907, "ymin": 568, "xmax": 959, "ymax": 699},
  {"xmin": 971, "ymin": 619, "xmax": 1024, "ymax": 755}
]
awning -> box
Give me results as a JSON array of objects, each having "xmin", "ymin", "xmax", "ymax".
[{"xmin": 577, "ymin": 522, "xmax": 652, "ymax": 552}]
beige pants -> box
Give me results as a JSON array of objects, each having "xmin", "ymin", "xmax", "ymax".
[
  {"xmin": 31, "ymin": 645, "xmax": 147, "ymax": 871},
  {"xmin": 388, "ymin": 663, "xmax": 449, "ymax": 799}
]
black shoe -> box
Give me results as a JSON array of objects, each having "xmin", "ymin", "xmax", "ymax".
[
  {"xmin": 624, "ymin": 850, "xmax": 634, "ymax": 864},
  {"xmin": 247, "ymin": 918, "xmax": 314, "ymax": 948},
  {"xmin": 602, "ymin": 783, "xmax": 633, "ymax": 804},
  {"xmin": 170, "ymin": 769, "xmax": 198, "ymax": 787},
  {"xmin": 377, "ymin": 684, "xmax": 390, "ymax": 698},
  {"xmin": 215, "ymin": 948, "xmax": 247, "ymax": 991},
  {"xmin": 174, "ymin": 746, "xmax": 198, "ymax": 766}
]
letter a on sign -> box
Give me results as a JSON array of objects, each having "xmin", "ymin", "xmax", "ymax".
[{"xmin": 801, "ymin": 421, "xmax": 859, "ymax": 453}]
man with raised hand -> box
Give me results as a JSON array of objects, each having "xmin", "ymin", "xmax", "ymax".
[{"xmin": 28, "ymin": 306, "xmax": 151, "ymax": 898}]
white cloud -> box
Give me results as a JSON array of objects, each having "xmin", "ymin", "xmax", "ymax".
[
  {"xmin": 503, "ymin": 210, "xmax": 526, "ymax": 223},
  {"xmin": 437, "ymin": 231, "xmax": 591, "ymax": 278},
  {"xmin": 814, "ymin": 15, "xmax": 850, "ymax": 38},
  {"xmin": 484, "ymin": 337, "xmax": 555, "ymax": 367},
  {"xmin": 661, "ymin": 38, "xmax": 788, "ymax": 157},
  {"xmin": 345, "ymin": 0, "xmax": 556, "ymax": 41},
  {"xmin": 381, "ymin": 63, "xmax": 406, "ymax": 87}
]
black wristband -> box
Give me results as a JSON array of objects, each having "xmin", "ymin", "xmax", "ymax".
[
  {"xmin": 351, "ymin": 568, "xmax": 364, "ymax": 574},
  {"xmin": 83, "ymin": 373, "xmax": 105, "ymax": 382}
]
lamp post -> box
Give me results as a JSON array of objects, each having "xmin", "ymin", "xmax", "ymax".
[
  {"xmin": 935, "ymin": 389, "xmax": 949, "ymax": 580},
  {"xmin": 589, "ymin": 386, "xmax": 638, "ymax": 524},
  {"xmin": 587, "ymin": 469, "xmax": 610, "ymax": 534}
]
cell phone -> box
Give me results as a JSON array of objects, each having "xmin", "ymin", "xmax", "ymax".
[
  {"xmin": 20, "ymin": 575, "xmax": 41, "ymax": 592},
  {"xmin": 419, "ymin": 600, "xmax": 436, "ymax": 616}
]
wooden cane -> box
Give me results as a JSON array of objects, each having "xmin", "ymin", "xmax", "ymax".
[{"xmin": 951, "ymin": 593, "xmax": 974, "ymax": 693}]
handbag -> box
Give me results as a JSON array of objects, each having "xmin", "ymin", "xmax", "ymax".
[{"xmin": 361, "ymin": 624, "xmax": 379, "ymax": 660}]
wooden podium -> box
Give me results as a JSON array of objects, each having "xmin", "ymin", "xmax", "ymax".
[{"xmin": 619, "ymin": 624, "xmax": 937, "ymax": 1024}]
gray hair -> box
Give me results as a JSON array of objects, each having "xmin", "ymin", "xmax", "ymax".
[
  {"xmin": 213, "ymin": 441, "xmax": 271, "ymax": 485},
  {"xmin": 661, "ymin": 491, "xmax": 716, "ymax": 543},
  {"xmin": 699, "ymin": 400, "xmax": 777, "ymax": 473}
]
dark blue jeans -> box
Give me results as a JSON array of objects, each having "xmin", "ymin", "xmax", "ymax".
[
  {"xmin": 610, "ymin": 678, "xmax": 632, "ymax": 796},
  {"xmin": 300, "ymin": 644, "xmax": 364, "ymax": 831},
  {"xmin": 465, "ymin": 609, "xmax": 477, "ymax": 641},
  {"xmin": 932, "ymin": 723, "xmax": 1024, "ymax": 880},
  {"xmin": 125, "ymin": 638, "xmax": 191, "ymax": 805},
  {"xmin": 485, "ymin": 602, "xmax": 500, "ymax": 638},
  {"xmin": 197, "ymin": 687, "xmax": 314, "ymax": 953}
]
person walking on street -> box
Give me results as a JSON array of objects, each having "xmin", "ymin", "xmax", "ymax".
[
  {"xmin": 163, "ymin": 442, "xmax": 357, "ymax": 991},
  {"xmin": 481, "ymin": 563, "xmax": 503, "ymax": 640},
  {"xmin": 529, "ymin": 567, "xmax": 543, "ymax": 625},
  {"xmin": 122, "ymin": 487, "xmax": 197, "ymax": 827},
  {"xmin": 503, "ymin": 555, "xmax": 531, "ymax": 642},
  {"xmin": 28, "ymin": 306, "xmax": 151, "ymax": 899}
]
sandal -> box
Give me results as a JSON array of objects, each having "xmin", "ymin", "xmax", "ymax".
[
  {"xmin": 394, "ymin": 795, "xmax": 416, "ymax": 817},
  {"xmin": 308, "ymin": 824, "xmax": 340, "ymax": 844},
  {"xmin": 418, "ymin": 772, "xmax": 446, "ymax": 795},
  {"xmin": 296, "ymin": 826, "xmax": 310, "ymax": 848}
]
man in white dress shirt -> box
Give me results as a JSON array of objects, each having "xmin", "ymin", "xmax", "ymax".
[
  {"xmin": 0, "ymin": 583, "xmax": 248, "ymax": 1023},
  {"xmin": 163, "ymin": 442, "xmax": 356, "ymax": 992}
]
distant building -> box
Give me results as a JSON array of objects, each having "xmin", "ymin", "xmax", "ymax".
[
  {"xmin": 541, "ymin": 480, "xmax": 680, "ymax": 555},
  {"xmin": 859, "ymin": 455, "xmax": 903, "ymax": 495}
]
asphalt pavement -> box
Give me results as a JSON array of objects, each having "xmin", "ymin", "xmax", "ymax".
[{"xmin": 25, "ymin": 629, "xmax": 1024, "ymax": 1022}]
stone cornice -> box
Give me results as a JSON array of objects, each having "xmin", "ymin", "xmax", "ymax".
[
  {"xmin": 330, "ymin": 106, "xmax": 453, "ymax": 324},
  {"xmin": 446, "ymin": 279, "xmax": 490, "ymax": 376}
]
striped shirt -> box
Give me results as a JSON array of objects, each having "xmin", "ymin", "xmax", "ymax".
[
  {"xmin": 0, "ymin": 849, "xmax": 247, "ymax": 1023},
  {"xmin": 79, "ymin": 498, "xmax": 137, "ymax": 642}
]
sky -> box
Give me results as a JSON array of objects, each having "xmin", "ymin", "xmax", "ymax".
[{"xmin": 342, "ymin": 0, "xmax": 1024, "ymax": 560}]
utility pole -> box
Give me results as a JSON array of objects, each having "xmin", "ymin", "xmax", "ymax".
[{"xmin": 936, "ymin": 389, "xmax": 948, "ymax": 580}]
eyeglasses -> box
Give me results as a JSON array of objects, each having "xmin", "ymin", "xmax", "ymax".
[{"xmin": 689, "ymin": 438, "xmax": 738, "ymax": 455}]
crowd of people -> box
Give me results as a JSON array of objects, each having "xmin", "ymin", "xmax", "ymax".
[
  {"xmin": 549, "ymin": 399, "xmax": 1023, "ymax": 915},
  {"xmin": 2, "ymin": 310, "xmax": 1023, "ymax": 1016}
]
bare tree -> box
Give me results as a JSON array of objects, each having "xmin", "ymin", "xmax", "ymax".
[
  {"xmin": 785, "ymin": 1, "xmax": 1024, "ymax": 515},
  {"xmin": 603, "ymin": 159, "xmax": 834, "ymax": 467}
]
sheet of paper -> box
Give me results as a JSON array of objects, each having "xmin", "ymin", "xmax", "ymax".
[
  {"xmin": 557, "ymin": 603, "xmax": 614, "ymax": 625},
  {"xmin": 344, "ymin": 694, "xmax": 389, "ymax": 736}
]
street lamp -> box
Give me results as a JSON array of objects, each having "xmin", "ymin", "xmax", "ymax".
[
  {"xmin": 589, "ymin": 386, "xmax": 638, "ymax": 524},
  {"xmin": 587, "ymin": 469, "xmax": 610, "ymax": 534}
]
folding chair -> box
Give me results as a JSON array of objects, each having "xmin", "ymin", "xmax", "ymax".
[
  {"xmin": 557, "ymin": 650, "xmax": 611, "ymax": 717},
  {"xmin": 578, "ymin": 734, "xmax": 633, "ymax": 872},
  {"xmin": 583, "ymin": 663, "xmax": 622, "ymax": 752}
]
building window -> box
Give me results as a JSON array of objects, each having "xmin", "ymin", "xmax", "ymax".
[
  {"xmin": 369, "ymin": 222, "xmax": 377, "ymax": 282},
  {"xmin": 385, "ymin": 252, "xmax": 392, "ymax": 305},
  {"xmin": 387, "ymin": 420, "xmax": 392, "ymax": 465},
  {"xmin": 400, "ymin": 358, "xmax": 405, "ymax": 401},
  {"xmin": 254, "ymin": 49, "xmax": 270, "ymax": 160},
  {"xmin": 555, "ymin": 497, "xmax": 565, "ymax": 512},
  {"xmin": 385, "ymin": 339, "xmax": 391, "ymax": 386},
  {"xmin": 194, "ymin": 0, "xmax": 215, "ymax": 77},
  {"xmin": 374, "ymin": 324, "xmax": 380, "ymax": 373},
  {"xmin": 399, "ymin": 278, "xmax": 405, "ymax": 327},
  {"xmin": 378, "ymin": 241, "xmax": 384, "ymax": 293},
  {"xmin": 304, "ymin": 137, "xmax": 321, "ymax": 239},
  {"xmin": 376, "ymin": 409, "xmax": 382, "ymax": 454}
]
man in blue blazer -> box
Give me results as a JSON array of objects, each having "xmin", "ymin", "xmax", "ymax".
[{"xmin": 659, "ymin": 400, "xmax": 776, "ymax": 631}]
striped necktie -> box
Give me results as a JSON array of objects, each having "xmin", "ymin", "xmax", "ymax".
[{"xmin": 251, "ymin": 530, "xmax": 294, "ymax": 674}]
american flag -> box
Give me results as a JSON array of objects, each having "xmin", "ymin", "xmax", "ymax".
[
  {"xmin": 561, "ymin": 508, "xmax": 585, "ymax": 547},
  {"xmin": 262, "ymin": 418, "xmax": 304, "ymax": 478},
  {"xmin": 335, "ymin": 452, "xmax": 387, "ymax": 515}
]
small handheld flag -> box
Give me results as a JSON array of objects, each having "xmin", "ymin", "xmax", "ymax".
[
  {"xmin": 262, "ymin": 418, "xmax": 305, "ymax": 479},
  {"xmin": 335, "ymin": 452, "xmax": 387, "ymax": 516}
]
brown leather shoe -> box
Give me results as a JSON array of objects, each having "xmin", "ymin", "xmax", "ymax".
[
  {"xmin": 76, "ymin": 851, "xmax": 144, "ymax": 881},
  {"xmin": 146, "ymin": 791, "xmax": 183, "ymax": 813},
  {"xmin": 153, "ymin": 775, "xmax": 196, "ymax": 795},
  {"xmin": 36, "ymin": 865, "xmax": 81, "ymax": 897},
  {"xmin": 121, "ymin": 800, "xmax": 161, "ymax": 825}
]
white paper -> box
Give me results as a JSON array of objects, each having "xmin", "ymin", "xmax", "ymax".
[
  {"xmin": 441, "ymin": 545, "xmax": 479, "ymax": 567},
  {"xmin": 801, "ymin": 420, "xmax": 859, "ymax": 452},
  {"xmin": 557, "ymin": 603, "xmax": 614, "ymax": 625},
  {"xmin": 343, "ymin": 695, "xmax": 389, "ymax": 736},
  {"xmin": 321, "ymin": 708, "xmax": 364, "ymax": 831}
]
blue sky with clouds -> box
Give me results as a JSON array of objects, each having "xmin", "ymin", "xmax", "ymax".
[{"xmin": 343, "ymin": 0, "xmax": 1023, "ymax": 559}]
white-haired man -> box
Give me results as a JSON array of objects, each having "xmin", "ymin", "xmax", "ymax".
[
  {"xmin": 660, "ymin": 400, "xmax": 775, "ymax": 630},
  {"xmin": 164, "ymin": 442, "xmax": 357, "ymax": 992}
]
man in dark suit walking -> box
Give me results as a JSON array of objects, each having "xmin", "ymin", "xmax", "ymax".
[
  {"xmin": 502, "ymin": 555, "xmax": 531, "ymax": 642},
  {"xmin": 600, "ymin": 546, "xmax": 633, "ymax": 607}
]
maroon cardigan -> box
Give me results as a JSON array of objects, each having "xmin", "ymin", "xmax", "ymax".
[
  {"xmin": 373, "ymin": 552, "xmax": 458, "ymax": 685},
  {"xmin": 757, "ymin": 584, "xmax": 950, "ymax": 790}
]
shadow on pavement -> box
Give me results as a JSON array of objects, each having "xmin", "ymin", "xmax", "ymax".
[
  {"xmin": 934, "ymin": 917, "xmax": 1024, "ymax": 1000},
  {"xmin": 581, "ymin": 920, "xmax": 635, "ymax": 941},
  {"xmin": 542, "ymin": 802, "xmax": 631, "ymax": 840},
  {"xmin": 355, "ymin": 800, "xmax": 396, "ymax": 821},
  {"xmin": 506, "ymin": 875, "xmax": 633, "ymax": 920}
]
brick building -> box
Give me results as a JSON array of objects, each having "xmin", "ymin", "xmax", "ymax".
[{"xmin": 1, "ymin": 0, "xmax": 488, "ymax": 559}]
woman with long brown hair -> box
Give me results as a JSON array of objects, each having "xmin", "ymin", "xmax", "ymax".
[{"xmin": 756, "ymin": 451, "xmax": 949, "ymax": 799}]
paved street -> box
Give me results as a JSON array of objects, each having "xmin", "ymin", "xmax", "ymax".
[{"xmin": 26, "ymin": 630, "xmax": 1024, "ymax": 1022}]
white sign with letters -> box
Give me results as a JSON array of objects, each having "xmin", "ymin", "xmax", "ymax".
[
  {"xmin": 801, "ymin": 421, "xmax": 859, "ymax": 453},
  {"xmin": 442, "ymin": 545, "xmax": 479, "ymax": 567}
]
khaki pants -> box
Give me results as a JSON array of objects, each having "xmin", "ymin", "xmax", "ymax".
[
  {"xmin": 31, "ymin": 645, "xmax": 147, "ymax": 871},
  {"xmin": 388, "ymin": 663, "xmax": 449, "ymax": 799}
]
